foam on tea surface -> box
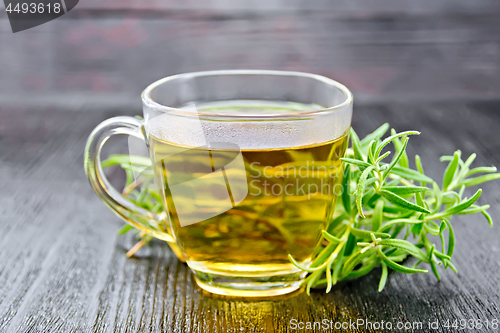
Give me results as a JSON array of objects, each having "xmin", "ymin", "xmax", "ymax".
[{"xmin": 146, "ymin": 100, "xmax": 352, "ymax": 150}]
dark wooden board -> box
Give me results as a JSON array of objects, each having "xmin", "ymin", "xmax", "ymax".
[
  {"xmin": 1, "ymin": 2, "xmax": 500, "ymax": 332},
  {"xmin": 0, "ymin": 102, "xmax": 499, "ymax": 333},
  {"xmin": 2, "ymin": 2, "xmax": 500, "ymax": 109}
]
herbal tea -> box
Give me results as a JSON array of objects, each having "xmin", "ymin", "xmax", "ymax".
[
  {"xmin": 148, "ymin": 101, "xmax": 348, "ymax": 276},
  {"xmin": 86, "ymin": 70, "xmax": 354, "ymax": 296}
]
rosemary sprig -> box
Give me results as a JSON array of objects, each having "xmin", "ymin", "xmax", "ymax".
[
  {"xmin": 102, "ymin": 123, "xmax": 500, "ymax": 292},
  {"xmin": 103, "ymin": 154, "xmax": 161, "ymax": 257},
  {"xmin": 290, "ymin": 123, "xmax": 499, "ymax": 293}
]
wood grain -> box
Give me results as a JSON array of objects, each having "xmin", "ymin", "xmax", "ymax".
[
  {"xmin": 1, "ymin": 2, "xmax": 500, "ymax": 332},
  {"xmin": 0, "ymin": 103, "xmax": 499, "ymax": 333},
  {"xmin": 1, "ymin": 3, "xmax": 500, "ymax": 109}
]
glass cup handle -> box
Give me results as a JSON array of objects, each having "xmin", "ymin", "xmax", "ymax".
[{"xmin": 84, "ymin": 116, "xmax": 185, "ymax": 261}]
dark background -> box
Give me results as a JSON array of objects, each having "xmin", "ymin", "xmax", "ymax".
[{"xmin": 0, "ymin": 1, "xmax": 499, "ymax": 332}]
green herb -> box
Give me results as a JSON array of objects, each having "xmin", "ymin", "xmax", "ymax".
[
  {"xmin": 101, "ymin": 154, "xmax": 161, "ymax": 257},
  {"xmin": 290, "ymin": 124, "xmax": 499, "ymax": 294},
  {"xmin": 102, "ymin": 123, "xmax": 499, "ymax": 292}
]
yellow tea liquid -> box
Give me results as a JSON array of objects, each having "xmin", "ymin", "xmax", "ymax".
[{"xmin": 148, "ymin": 101, "xmax": 348, "ymax": 277}]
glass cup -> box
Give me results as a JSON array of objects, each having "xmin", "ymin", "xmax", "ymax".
[{"xmin": 84, "ymin": 70, "xmax": 353, "ymax": 297}]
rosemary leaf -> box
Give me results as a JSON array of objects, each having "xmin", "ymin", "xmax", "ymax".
[
  {"xmin": 381, "ymin": 185, "xmax": 427, "ymax": 196},
  {"xmin": 356, "ymin": 165, "xmax": 376, "ymax": 218},
  {"xmin": 378, "ymin": 262, "xmax": 388, "ymax": 292},
  {"xmin": 377, "ymin": 247, "xmax": 428, "ymax": 274},
  {"xmin": 379, "ymin": 190, "xmax": 430, "ymax": 214}
]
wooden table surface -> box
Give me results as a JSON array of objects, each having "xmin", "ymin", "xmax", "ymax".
[{"xmin": 1, "ymin": 1, "xmax": 500, "ymax": 332}]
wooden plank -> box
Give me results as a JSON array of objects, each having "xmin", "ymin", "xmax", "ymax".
[
  {"xmin": 1, "ymin": 13, "xmax": 500, "ymax": 109},
  {"xmin": 74, "ymin": 0, "xmax": 500, "ymax": 15},
  {"xmin": 0, "ymin": 102, "xmax": 499, "ymax": 332},
  {"xmin": 1, "ymin": 2, "xmax": 500, "ymax": 331}
]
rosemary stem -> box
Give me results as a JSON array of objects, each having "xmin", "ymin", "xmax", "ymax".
[{"xmin": 126, "ymin": 240, "xmax": 146, "ymax": 257}]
